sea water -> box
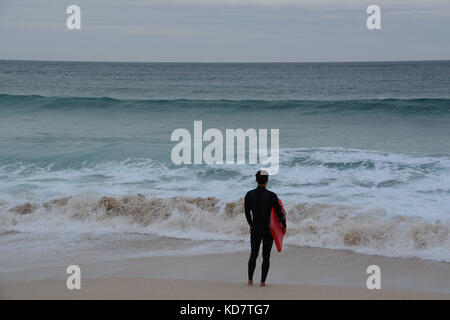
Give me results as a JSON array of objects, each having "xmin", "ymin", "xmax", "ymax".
[{"xmin": 0, "ymin": 60, "xmax": 449, "ymax": 270}]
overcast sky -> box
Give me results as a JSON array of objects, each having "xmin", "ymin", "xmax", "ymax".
[{"xmin": 0, "ymin": 0, "xmax": 449, "ymax": 62}]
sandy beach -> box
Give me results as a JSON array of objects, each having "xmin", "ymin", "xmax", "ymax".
[
  {"xmin": 1, "ymin": 246, "xmax": 449, "ymax": 299},
  {"xmin": 2, "ymin": 277, "xmax": 450, "ymax": 300}
]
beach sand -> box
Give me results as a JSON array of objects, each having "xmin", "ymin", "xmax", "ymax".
[
  {"xmin": 2, "ymin": 277, "xmax": 450, "ymax": 300},
  {"xmin": 1, "ymin": 246, "xmax": 449, "ymax": 299}
]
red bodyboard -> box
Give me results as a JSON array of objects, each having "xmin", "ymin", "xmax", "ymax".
[{"xmin": 270, "ymin": 199, "xmax": 286, "ymax": 252}]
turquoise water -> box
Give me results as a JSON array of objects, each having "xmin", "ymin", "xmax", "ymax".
[{"xmin": 0, "ymin": 60, "xmax": 449, "ymax": 262}]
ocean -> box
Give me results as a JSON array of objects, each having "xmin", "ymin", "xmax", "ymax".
[{"xmin": 1, "ymin": 60, "xmax": 450, "ymax": 272}]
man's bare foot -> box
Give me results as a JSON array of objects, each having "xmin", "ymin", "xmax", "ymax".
[
  {"xmin": 260, "ymin": 282, "xmax": 266, "ymax": 287},
  {"xmin": 248, "ymin": 280, "xmax": 253, "ymax": 286}
]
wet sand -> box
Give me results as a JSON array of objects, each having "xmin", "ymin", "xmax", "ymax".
[{"xmin": 1, "ymin": 246, "xmax": 449, "ymax": 299}]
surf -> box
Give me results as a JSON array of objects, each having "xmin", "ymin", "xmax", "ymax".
[
  {"xmin": 1, "ymin": 193, "xmax": 449, "ymax": 262},
  {"xmin": 2, "ymin": 93, "xmax": 450, "ymax": 115}
]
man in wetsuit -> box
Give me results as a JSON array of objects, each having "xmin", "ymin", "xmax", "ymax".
[{"xmin": 245, "ymin": 170, "xmax": 286, "ymax": 287}]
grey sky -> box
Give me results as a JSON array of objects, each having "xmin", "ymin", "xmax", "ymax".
[{"xmin": 0, "ymin": 0, "xmax": 449, "ymax": 62}]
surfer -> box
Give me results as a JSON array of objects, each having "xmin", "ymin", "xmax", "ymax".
[{"xmin": 245, "ymin": 170, "xmax": 286, "ymax": 287}]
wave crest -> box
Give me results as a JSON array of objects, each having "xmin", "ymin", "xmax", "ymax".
[
  {"xmin": 2, "ymin": 195, "xmax": 449, "ymax": 262},
  {"xmin": 1, "ymin": 94, "xmax": 450, "ymax": 115}
]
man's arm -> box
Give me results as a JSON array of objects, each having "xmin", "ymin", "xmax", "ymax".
[
  {"xmin": 244, "ymin": 193, "xmax": 253, "ymax": 226},
  {"xmin": 272, "ymin": 193, "xmax": 286, "ymax": 228}
]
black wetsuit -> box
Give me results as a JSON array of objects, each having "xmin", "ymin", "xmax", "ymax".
[{"xmin": 245, "ymin": 186, "xmax": 286, "ymax": 282}]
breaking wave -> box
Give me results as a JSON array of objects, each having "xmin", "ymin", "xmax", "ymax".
[
  {"xmin": 1, "ymin": 194, "xmax": 448, "ymax": 262},
  {"xmin": 1, "ymin": 94, "xmax": 450, "ymax": 115}
]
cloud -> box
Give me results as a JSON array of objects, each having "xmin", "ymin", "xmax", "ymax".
[
  {"xmin": 0, "ymin": 0, "xmax": 449, "ymax": 61},
  {"xmin": 133, "ymin": 0, "xmax": 450, "ymax": 7}
]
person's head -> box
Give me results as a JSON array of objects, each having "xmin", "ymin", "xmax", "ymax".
[{"xmin": 255, "ymin": 170, "xmax": 269, "ymax": 186}]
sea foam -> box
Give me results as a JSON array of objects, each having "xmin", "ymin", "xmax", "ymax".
[{"xmin": 1, "ymin": 193, "xmax": 448, "ymax": 262}]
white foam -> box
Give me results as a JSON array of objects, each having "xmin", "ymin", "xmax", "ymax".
[
  {"xmin": 1, "ymin": 193, "xmax": 448, "ymax": 262},
  {"xmin": 1, "ymin": 147, "xmax": 450, "ymax": 262}
]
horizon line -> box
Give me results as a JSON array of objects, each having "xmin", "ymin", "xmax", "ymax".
[{"xmin": 1, "ymin": 58, "xmax": 450, "ymax": 64}]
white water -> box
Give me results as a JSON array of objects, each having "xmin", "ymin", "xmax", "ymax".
[{"xmin": 1, "ymin": 148, "xmax": 449, "ymax": 263}]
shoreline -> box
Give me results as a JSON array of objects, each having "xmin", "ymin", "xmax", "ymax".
[{"xmin": 1, "ymin": 246, "xmax": 449, "ymax": 299}]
